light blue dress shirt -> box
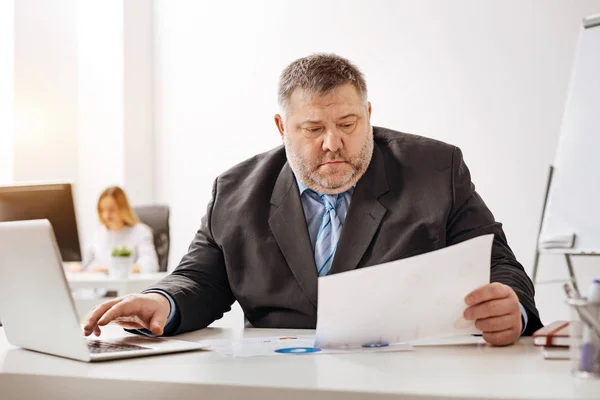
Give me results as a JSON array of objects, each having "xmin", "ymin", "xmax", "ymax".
[
  {"xmin": 144, "ymin": 175, "xmax": 528, "ymax": 335},
  {"xmin": 295, "ymin": 178, "xmax": 354, "ymax": 253}
]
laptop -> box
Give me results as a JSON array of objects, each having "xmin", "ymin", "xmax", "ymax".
[{"xmin": 0, "ymin": 219, "xmax": 208, "ymax": 362}]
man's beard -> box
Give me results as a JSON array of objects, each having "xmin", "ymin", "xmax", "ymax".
[{"xmin": 284, "ymin": 126, "xmax": 374, "ymax": 194}]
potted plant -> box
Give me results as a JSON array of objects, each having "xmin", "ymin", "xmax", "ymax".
[{"xmin": 110, "ymin": 246, "xmax": 134, "ymax": 279}]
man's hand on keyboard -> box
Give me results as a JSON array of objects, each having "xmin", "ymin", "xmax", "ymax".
[{"xmin": 83, "ymin": 293, "xmax": 171, "ymax": 337}]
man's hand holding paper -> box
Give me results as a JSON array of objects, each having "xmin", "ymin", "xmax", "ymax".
[
  {"xmin": 315, "ymin": 234, "xmax": 520, "ymax": 348},
  {"xmin": 464, "ymin": 282, "xmax": 523, "ymax": 346}
]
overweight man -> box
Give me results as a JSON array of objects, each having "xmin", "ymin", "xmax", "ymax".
[{"xmin": 84, "ymin": 53, "xmax": 543, "ymax": 346}]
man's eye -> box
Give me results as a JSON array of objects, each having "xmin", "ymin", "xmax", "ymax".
[
  {"xmin": 340, "ymin": 123, "xmax": 355, "ymax": 129},
  {"xmin": 306, "ymin": 127, "xmax": 322, "ymax": 133}
]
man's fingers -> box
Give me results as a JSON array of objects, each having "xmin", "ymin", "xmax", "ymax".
[
  {"xmin": 97, "ymin": 300, "xmax": 137, "ymax": 326},
  {"xmin": 464, "ymin": 297, "xmax": 519, "ymax": 320},
  {"xmin": 465, "ymin": 282, "xmax": 510, "ymax": 306},
  {"xmin": 83, "ymin": 298, "xmax": 123, "ymax": 334},
  {"xmin": 84, "ymin": 293, "xmax": 170, "ymax": 337},
  {"xmin": 482, "ymin": 328, "xmax": 520, "ymax": 346},
  {"xmin": 474, "ymin": 314, "xmax": 519, "ymax": 333}
]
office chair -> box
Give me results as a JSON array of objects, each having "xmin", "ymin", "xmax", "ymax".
[{"xmin": 133, "ymin": 205, "xmax": 170, "ymax": 272}]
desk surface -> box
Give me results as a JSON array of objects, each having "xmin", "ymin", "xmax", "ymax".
[{"xmin": 1, "ymin": 326, "xmax": 599, "ymax": 400}]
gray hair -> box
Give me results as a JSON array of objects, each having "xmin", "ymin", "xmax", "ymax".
[{"xmin": 277, "ymin": 53, "xmax": 368, "ymax": 116}]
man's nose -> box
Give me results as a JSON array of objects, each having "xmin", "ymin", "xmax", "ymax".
[{"xmin": 321, "ymin": 129, "xmax": 343, "ymax": 153}]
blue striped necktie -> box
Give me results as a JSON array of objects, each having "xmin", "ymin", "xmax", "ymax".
[{"xmin": 313, "ymin": 193, "xmax": 343, "ymax": 276}]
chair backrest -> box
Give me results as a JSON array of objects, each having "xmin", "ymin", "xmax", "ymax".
[{"xmin": 133, "ymin": 205, "xmax": 170, "ymax": 272}]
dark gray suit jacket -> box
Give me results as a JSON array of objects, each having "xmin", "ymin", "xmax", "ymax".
[{"xmin": 150, "ymin": 127, "xmax": 543, "ymax": 335}]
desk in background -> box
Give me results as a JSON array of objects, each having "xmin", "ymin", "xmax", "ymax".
[
  {"xmin": 65, "ymin": 272, "xmax": 169, "ymax": 319},
  {"xmin": 66, "ymin": 272, "xmax": 169, "ymax": 297},
  {"xmin": 1, "ymin": 326, "xmax": 599, "ymax": 400}
]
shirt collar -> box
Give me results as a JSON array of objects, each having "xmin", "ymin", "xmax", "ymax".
[{"xmin": 295, "ymin": 176, "xmax": 310, "ymax": 195}]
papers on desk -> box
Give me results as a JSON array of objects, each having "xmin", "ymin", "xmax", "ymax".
[
  {"xmin": 199, "ymin": 335, "xmax": 412, "ymax": 357},
  {"xmin": 315, "ymin": 234, "xmax": 493, "ymax": 348}
]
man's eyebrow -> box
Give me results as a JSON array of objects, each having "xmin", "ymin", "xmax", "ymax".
[
  {"xmin": 299, "ymin": 119, "xmax": 323, "ymax": 125},
  {"xmin": 296, "ymin": 114, "xmax": 360, "ymax": 127},
  {"xmin": 337, "ymin": 113, "xmax": 359, "ymax": 121}
]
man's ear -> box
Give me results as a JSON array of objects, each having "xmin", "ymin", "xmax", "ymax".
[
  {"xmin": 367, "ymin": 102, "xmax": 372, "ymax": 119},
  {"xmin": 274, "ymin": 114, "xmax": 285, "ymax": 140}
]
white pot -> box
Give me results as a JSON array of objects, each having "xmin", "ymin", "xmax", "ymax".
[{"xmin": 110, "ymin": 256, "xmax": 133, "ymax": 279}]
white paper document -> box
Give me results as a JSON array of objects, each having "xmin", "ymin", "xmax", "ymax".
[
  {"xmin": 315, "ymin": 234, "xmax": 494, "ymax": 348},
  {"xmin": 199, "ymin": 335, "xmax": 413, "ymax": 357}
]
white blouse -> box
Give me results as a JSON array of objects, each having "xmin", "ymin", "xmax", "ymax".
[{"xmin": 82, "ymin": 223, "xmax": 159, "ymax": 273}]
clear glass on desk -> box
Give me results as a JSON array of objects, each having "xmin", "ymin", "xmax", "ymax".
[{"xmin": 567, "ymin": 297, "xmax": 600, "ymax": 378}]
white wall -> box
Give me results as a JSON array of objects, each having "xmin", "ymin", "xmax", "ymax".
[
  {"xmin": 9, "ymin": 0, "xmax": 156, "ymax": 251},
  {"xmin": 123, "ymin": 0, "xmax": 156, "ymax": 206},
  {"xmin": 77, "ymin": 0, "xmax": 156, "ymax": 245},
  {"xmin": 0, "ymin": 0, "xmax": 14, "ymax": 185},
  {"xmin": 76, "ymin": 0, "xmax": 125, "ymax": 245},
  {"xmin": 155, "ymin": 0, "xmax": 600, "ymax": 323},
  {"xmin": 14, "ymin": 0, "xmax": 78, "ymax": 183}
]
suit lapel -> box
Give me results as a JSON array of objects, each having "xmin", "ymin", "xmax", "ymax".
[
  {"xmin": 330, "ymin": 145, "xmax": 389, "ymax": 274},
  {"xmin": 269, "ymin": 163, "xmax": 318, "ymax": 307}
]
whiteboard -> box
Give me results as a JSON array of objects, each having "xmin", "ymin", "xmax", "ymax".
[{"xmin": 540, "ymin": 14, "xmax": 600, "ymax": 254}]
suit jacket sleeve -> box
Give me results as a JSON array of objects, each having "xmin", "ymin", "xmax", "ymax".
[
  {"xmin": 446, "ymin": 147, "xmax": 543, "ymax": 335},
  {"xmin": 147, "ymin": 178, "xmax": 235, "ymax": 334}
]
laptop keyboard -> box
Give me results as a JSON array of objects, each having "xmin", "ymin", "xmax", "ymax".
[{"xmin": 87, "ymin": 339, "xmax": 150, "ymax": 354}]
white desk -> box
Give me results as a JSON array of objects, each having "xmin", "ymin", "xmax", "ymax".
[
  {"xmin": 1, "ymin": 326, "xmax": 599, "ymax": 400},
  {"xmin": 66, "ymin": 272, "xmax": 169, "ymax": 297}
]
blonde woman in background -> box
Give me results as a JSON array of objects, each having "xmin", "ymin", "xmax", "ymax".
[{"xmin": 73, "ymin": 186, "xmax": 159, "ymax": 274}]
